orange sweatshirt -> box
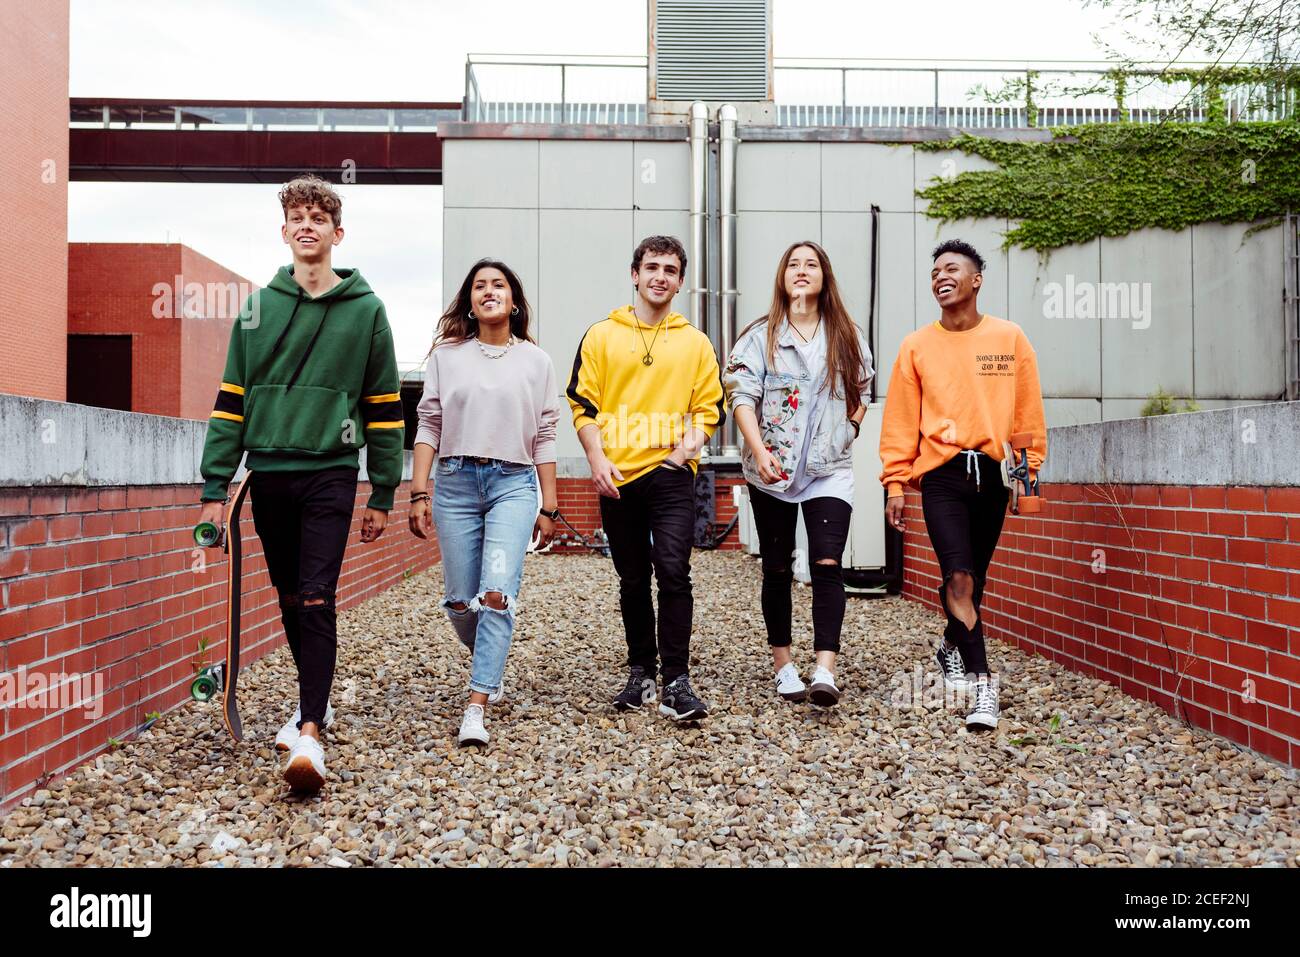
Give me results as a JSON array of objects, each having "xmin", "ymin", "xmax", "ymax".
[{"xmin": 878, "ymin": 314, "xmax": 1046, "ymax": 498}]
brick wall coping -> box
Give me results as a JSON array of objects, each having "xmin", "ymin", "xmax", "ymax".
[
  {"xmin": 0, "ymin": 394, "xmax": 412, "ymax": 487},
  {"xmin": 1042, "ymin": 401, "xmax": 1300, "ymax": 487}
]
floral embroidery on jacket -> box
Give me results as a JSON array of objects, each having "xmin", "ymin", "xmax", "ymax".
[{"xmin": 763, "ymin": 383, "xmax": 800, "ymax": 473}]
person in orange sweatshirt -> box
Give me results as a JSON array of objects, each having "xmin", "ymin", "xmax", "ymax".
[{"xmin": 878, "ymin": 239, "xmax": 1046, "ymax": 730}]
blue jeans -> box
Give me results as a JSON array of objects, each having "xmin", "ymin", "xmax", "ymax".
[{"xmin": 432, "ymin": 456, "xmax": 538, "ymax": 695}]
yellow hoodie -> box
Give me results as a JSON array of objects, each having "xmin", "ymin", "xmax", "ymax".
[{"xmin": 567, "ymin": 306, "xmax": 725, "ymax": 486}]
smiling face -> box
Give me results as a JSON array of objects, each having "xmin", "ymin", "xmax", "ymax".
[
  {"xmin": 470, "ymin": 266, "xmax": 514, "ymax": 323},
  {"xmin": 784, "ymin": 245, "xmax": 824, "ymax": 313},
  {"xmin": 931, "ymin": 251, "xmax": 982, "ymax": 308},
  {"xmin": 282, "ymin": 203, "xmax": 343, "ymax": 263},
  {"xmin": 632, "ymin": 252, "xmax": 684, "ymax": 308}
]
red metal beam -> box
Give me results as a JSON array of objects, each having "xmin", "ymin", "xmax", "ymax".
[{"xmin": 69, "ymin": 129, "xmax": 443, "ymax": 184}]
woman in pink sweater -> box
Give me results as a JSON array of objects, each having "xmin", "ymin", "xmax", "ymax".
[{"xmin": 409, "ymin": 259, "xmax": 562, "ymax": 747}]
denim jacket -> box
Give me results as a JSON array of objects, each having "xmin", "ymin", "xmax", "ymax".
[{"xmin": 723, "ymin": 321, "xmax": 875, "ymax": 493}]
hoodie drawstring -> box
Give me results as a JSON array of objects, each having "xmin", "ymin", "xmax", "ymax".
[
  {"xmin": 285, "ymin": 300, "xmax": 335, "ymax": 392},
  {"xmin": 270, "ymin": 289, "xmax": 305, "ymax": 357},
  {"xmin": 960, "ymin": 449, "xmax": 982, "ymax": 489}
]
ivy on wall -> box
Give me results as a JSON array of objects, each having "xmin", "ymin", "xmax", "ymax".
[{"xmin": 918, "ymin": 122, "xmax": 1300, "ymax": 251}]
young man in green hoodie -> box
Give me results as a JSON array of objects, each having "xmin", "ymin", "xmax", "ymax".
[{"xmin": 196, "ymin": 174, "xmax": 404, "ymax": 793}]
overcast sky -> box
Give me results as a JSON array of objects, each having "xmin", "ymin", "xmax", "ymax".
[{"xmin": 69, "ymin": 0, "xmax": 1128, "ymax": 366}]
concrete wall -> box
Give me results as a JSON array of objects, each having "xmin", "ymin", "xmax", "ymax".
[
  {"xmin": 0, "ymin": 1, "xmax": 70, "ymax": 402},
  {"xmin": 0, "ymin": 394, "xmax": 412, "ymax": 487},
  {"xmin": 443, "ymin": 137, "xmax": 693, "ymax": 465},
  {"xmin": 442, "ymin": 128, "xmax": 1288, "ymax": 439}
]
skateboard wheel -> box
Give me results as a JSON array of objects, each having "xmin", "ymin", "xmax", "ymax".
[
  {"xmin": 1018, "ymin": 495, "xmax": 1044, "ymax": 514},
  {"xmin": 191, "ymin": 672, "xmax": 218, "ymax": 702},
  {"xmin": 193, "ymin": 522, "xmax": 222, "ymax": 548}
]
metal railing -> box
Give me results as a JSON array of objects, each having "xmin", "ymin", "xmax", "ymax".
[
  {"xmin": 464, "ymin": 55, "xmax": 1296, "ymax": 127},
  {"xmin": 70, "ymin": 99, "xmax": 462, "ymax": 132}
]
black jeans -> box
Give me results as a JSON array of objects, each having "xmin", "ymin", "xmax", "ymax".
[
  {"xmin": 599, "ymin": 461, "xmax": 696, "ymax": 682},
  {"xmin": 747, "ymin": 485, "xmax": 852, "ymax": 654},
  {"xmin": 250, "ymin": 466, "xmax": 357, "ymax": 728},
  {"xmin": 919, "ymin": 451, "xmax": 1009, "ymax": 675}
]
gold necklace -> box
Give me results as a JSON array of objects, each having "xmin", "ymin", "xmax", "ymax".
[{"xmin": 634, "ymin": 317, "xmax": 664, "ymax": 366}]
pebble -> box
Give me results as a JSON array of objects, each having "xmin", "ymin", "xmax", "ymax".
[{"xmin": 0, "ymin": 552, "xmax": 1295, "ymax": 868}]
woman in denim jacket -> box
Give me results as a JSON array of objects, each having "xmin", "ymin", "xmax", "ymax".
[{"xmin": 723, "ymin": 241, "xmax": 874, "ymax": 706}]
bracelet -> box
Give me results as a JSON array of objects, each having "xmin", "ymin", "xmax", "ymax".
[
  {"xmin": 410, "ymin": 491, "xmax": 430, "ymax": 503},
  {"xmin": 850, "ymin": 419, "xmax": 861, "ymax": 437}
]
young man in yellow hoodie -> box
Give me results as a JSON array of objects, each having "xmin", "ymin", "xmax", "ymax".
[
  {"xmin": 567, "ymin": 235, "xmax": 725, "ymax": 721},
  {"xmin": 879, "ymin": 239, "xmax": 1046, "ymax": 730}
]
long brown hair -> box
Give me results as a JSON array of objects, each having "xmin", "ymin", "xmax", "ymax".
[
  {"xmin": 430, "ymin": 259, "xmax": 534, "ymax": 354},
  {"xmin": 740, "ymin": 240, "xmax": 869, "ymax": 419}
]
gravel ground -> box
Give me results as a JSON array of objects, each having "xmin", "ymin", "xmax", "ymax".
[{"xmin": 2, "ymin": 550, "xmax": 1297, "ymax": 868}]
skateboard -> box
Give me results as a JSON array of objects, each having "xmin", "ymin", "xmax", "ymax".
[
  {"xmin": 1000, "ymin": 432, "xmax": 1043, "ymax": 514},
  {"xmin": 190, "ymin": 470, "xmax": 252, "ymax": 741}
]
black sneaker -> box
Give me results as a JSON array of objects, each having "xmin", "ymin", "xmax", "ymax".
[
  {"xmin": 658, "ymin": 675, "xmax": 709, "ymax": 722},
  {"xmin": 613, "ymin": 666, "xmax": 656, "ymax": 711}
]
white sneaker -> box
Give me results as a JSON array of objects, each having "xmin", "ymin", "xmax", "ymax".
[
  {"xmin": 275, "ymin": 702, "xmax": 335, "ymax": 752},
  {"xmin": 774, "ymin": 663, "xmax": 807, "ymax": 701},
  {"xmin": 809, "ymin": 666, "xmax": 841, "ymax": 707},
  {"xmin": 488, "ymin": 681, "xmax": 505, "ymax": 706},
  {"xmin": 284, "ymin": 734, "xmax": 326, "ymax": 793},
  {"xmin": 965, "ymin": 680, "xmax": 999, "ymax": 730},
  {"xmin": 458, "ymin": 703, "xmax": 489, "ymax": 747}
]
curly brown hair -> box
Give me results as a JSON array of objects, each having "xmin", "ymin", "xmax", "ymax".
[{"xmin": 278, "ymin": 174, "xmax": 342, "ymax": 228}]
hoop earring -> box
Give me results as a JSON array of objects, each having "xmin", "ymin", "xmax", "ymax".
[
  {"xmin": 467, "ymin": 312, "xmax": 475, "ymax": 322},
  {"xmin": 510, "ymin": 306, "xmax": 519, "ymax": 317}
]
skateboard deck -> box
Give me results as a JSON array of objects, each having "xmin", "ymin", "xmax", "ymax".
[{"xmin": 221, "ymin": 471, "xmax": 253, "ymax": 742}]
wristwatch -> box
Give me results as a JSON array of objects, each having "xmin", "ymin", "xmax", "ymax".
[{"xmin": 539, "ymin": 507, "xmax": 561, "ymax": 520}]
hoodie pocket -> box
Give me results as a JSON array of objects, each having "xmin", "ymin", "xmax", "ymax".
[{"xmin": 243, "ymin": 384, "xmax": 356, "ymax": 455}]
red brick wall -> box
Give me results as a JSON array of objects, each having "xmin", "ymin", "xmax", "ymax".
[
  {"xmin": 551, "ymin": 472, "xmax": 744, "ymax": 550},
  {"xmin": 67, "ymin": 244, "xmax": 253, "ymax": 419},
  {"xmin": 0, "ymin": 482, "xmax": 440, "ymax": 810},
  {"xmin": 901, "ymin": 484, "xmax": 1300, "ymax": 767},
  {"xmin": 0, "ymin": 2, "xmax": 70, "ymax": 402},
  {"xmin": 179, "ymin": 245, "xmax": 256, "ymax": 420}
]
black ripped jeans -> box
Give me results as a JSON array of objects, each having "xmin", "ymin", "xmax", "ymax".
[
  {"xmin": 919, "ymin": 451, "xmax": 1009, "ymax": 675},
  {"xmin": 250, "ymin": 466, "xmax": 357, "ymax": 729},
  {"xmin": 746, "ymin": 484, "xmax": 852, "ymax": 654}
]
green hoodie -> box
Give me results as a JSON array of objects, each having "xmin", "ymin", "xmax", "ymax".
[{"xmin": 200, "ymin": 266, "xmax": 404, "ymax": 510}]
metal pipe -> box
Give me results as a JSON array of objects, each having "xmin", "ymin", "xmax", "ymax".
[
  {"xmin": 688, "ymin": 101, "xmax": 709, "ymax": 336},
  {"xmin": 718, "ymin": 103, "xmax": 740, "ymax": 457}
]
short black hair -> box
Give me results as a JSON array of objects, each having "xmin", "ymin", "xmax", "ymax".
[
  {"xmin": 632, "ymin": 235, "xmax": 687, "ymax": 275},
  {"xmin": 932, "ymin": 239, "xmax": 985, "ymax": 274}
]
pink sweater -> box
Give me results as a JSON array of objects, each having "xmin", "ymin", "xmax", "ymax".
[{"xmin": 414, "ymin": 338, "xmax": 561, "ymax": 464}]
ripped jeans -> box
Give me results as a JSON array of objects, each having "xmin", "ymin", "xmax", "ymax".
[
  {"xmin": 919, "ymin": 451, "xmax": 1009, "ymax": 675},
  {"xmin": 432, "ymin": 456, "xmax": 538, "ymax": 696},
  {"xmin": 250, "ymin": 466, "xmax": 358, "ymax": 729}
]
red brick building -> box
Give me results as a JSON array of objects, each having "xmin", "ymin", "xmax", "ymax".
[
  {"xmin": 67, "ymin": 244, "xmax": 255, "ymax": 419},
  {"xmin": 0, "ymin": 2, "xmax": 71, "ymax": 402}
]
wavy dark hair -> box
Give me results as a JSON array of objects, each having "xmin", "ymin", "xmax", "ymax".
[
  {"xmin": 740, "ymin": 240, "xmax": 870, "ymax": 420},
  {"xmin": 432, "ymin": 259, "xmax": 534, "ymax": 352}
]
